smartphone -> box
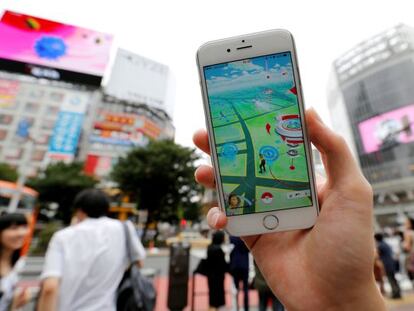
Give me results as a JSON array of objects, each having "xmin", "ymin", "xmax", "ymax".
[{"xmin": 197, "ymin": 29, "xmax": 319, "ymax": 236}]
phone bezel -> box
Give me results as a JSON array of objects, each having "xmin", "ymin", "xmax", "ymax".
[{"xmin": 196, "ymin": 29, "xmax": 319, "ymax": 236}]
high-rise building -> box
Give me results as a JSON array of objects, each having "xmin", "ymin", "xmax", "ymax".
[
  {"xmin": 328, "ymin": 24, "xmax": 414, "ymax": 224},
  {"xmin": 80, "ymin": 48, "xmax": 175, "ymax": 178},
  {"xmin": 0, "ymin": 10, "xmax": 112, "ymax": 178},
  {"xmin": 0, "ymin": 71, "xmax": 95, "ymax": 176},
  {"xmin": 0, "ymin": 11, "xmax": 175, "ymax": 181},
  {"xmin": 80, "ymin": 93, "xmax": 175, "ymax": 178}
]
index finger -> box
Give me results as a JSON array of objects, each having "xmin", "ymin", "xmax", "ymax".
[{"xmin": 193, "ymin": 129, "xmax": 210, "ymax": 155}]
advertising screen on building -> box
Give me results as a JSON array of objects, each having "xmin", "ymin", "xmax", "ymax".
[
  {"xmin": 0, "ymin": 10, "xmax": 113, "ymax": 85},
  {"xmin": 358, "ymin": 104, "xmax": 414, "ymax": 153}
]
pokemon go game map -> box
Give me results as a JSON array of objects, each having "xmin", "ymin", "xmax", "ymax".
[{"xmin": 204, "ymin": 52, "xmax": 313, "ymax": 216}]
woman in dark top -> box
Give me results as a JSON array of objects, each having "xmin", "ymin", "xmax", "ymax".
[
  {"xmin": 230, "ymin": 236, "xmax": 249, "ymax": 311},
  {"xmin": 206, "ymin": 231, "xmax": 228, "ymax": 310}
]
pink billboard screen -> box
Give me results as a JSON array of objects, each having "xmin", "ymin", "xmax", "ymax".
[
  {"xmin": 0, "ymin": 11, "xmax": 112, "ymax": 77},
  {"xmin": 358, "ymin": 105, "xmax": 414, "ymax": 153}
]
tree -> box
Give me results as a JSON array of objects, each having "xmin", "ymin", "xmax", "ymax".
[
  {"xmin": 111, "ymin": 140, "xmax": 203, "ymax": 233},
  {"xmin": 28, "ymin": 162, "xmax": 97, "ymax": 223},
  {"xmin": 0, "ymin": 163, "xmax": 18, "ymax": 182}
]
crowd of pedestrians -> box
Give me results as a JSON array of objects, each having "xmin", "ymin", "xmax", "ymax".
[
  {"xmin": 0, "ymin": 189, "xmax": 147, "ymax": 311},
  {"xmin": 1, "ymin": 190, "xmax": 414, "ymax": 310},
  {"xmin": 373, "ymin": 217, "xmax": 414, "ymax": 300},
  {"xmin": 203, "ymin": 231, "xmax": 284, "ymax": 311}
]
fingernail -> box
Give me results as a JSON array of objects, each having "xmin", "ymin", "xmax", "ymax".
[{"xmin": 212, "ymin": 213, "xmax": 220, "ymax": 227}]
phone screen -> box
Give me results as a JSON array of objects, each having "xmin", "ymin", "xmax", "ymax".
[{"xmin": 203, "ymin": 52, "xmax": 313, "ymax": 216}]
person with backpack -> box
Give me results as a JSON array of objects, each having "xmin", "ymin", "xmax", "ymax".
[{"xmin": 37, "ymin": 189, "xmax": 146, "ymax": 311}]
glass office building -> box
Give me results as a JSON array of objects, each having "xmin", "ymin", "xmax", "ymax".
[{"xmin": 328, "ymin": 25, "xmax": 414, "ymax": 224}]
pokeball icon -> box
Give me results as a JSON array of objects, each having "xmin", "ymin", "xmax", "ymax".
[{"xmin": 261, "ymin": 192, "xmax": 274, "ymax": 204}]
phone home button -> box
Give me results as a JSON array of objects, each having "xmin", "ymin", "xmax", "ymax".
[{"xmin": 263, "ymin": 215, "xmax": 279, "ymax": 230}]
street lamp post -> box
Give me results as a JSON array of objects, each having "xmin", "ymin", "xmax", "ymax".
[{"xmin": 7, "ymin": 117, "xmax": 36, "ymax": 212}]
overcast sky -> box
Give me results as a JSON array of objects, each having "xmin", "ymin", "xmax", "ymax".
[{"xmin": 2, "ymin": 0, "xmax": 414, "ymax": 147}]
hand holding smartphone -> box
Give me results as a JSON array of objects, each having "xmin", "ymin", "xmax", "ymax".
[
  {"xmin": 194, "ymin": 29, "xmax": 385, "ymax": 311},
  {"xmin": 197, "ymin": 29, "xmax": 319, "ymax": 236}
]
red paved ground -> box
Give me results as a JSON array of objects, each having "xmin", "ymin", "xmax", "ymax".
[
  {"xmin": 155, "ymin": 274, "xmax": 258, "ymax": 311},
  {"xmin": 19, "ymin": 276, "xmax": 257, "ymax": 310},
  {"xmin": 17, "ymin": 278, "xmax": 414, "ymax": 310}
]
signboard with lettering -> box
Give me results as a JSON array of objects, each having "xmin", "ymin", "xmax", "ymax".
[
  {"xmin": 105, "ymin": 49, "xmax": 174, "ymax": 116},
  {"xmin": 47, "ymin": 92, "xmax": 90, "ymax": 160}
]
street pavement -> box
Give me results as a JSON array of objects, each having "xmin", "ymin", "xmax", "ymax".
[{"xmin": 19, "ymin": 251, "xmax": 414, "ymax": 311}]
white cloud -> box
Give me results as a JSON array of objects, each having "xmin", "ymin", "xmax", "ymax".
[
  {"xmin": 214, "ymin": 76, "xmax": 229, "ymax": 81},
  {"xmin": 207, "ymin": 70, "xmax": 290, "ymax": 95},
  {"xmin": 229, "ymin": 60, "xmax": 264, "ymax": 72}
]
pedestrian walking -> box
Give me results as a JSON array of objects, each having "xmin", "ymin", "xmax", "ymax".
[
  {"xmin": 37, "ymin": 189, "xmax": 146, "ymax": 311},
  {"xmin": 403, "ymin": 217, "xmax": 414, "ymax": 283},
  {"xmin": 229, "ymin": 236, "xmax": 249, "ymax": 311},
  {"xmin": 253, "ymin": 262, "xmax": 284, "ymax": 311},
  {"xmin": 206, "ymin": 231, "xmax": 228, "ymax": 311},
  {"xmin": 384, "ymin": 228, "xmax": 402, "ymax": 274},
  {"xmin": 0, "ymin": 213, "xmax": 30, "ymax": 311},
  {"xmin": 374, "ymin": 248, "xmax": 385, "ymax": 295},
  {"xmin": 374, "ymin": 233, "xmax": 401, "ymax": 299}
]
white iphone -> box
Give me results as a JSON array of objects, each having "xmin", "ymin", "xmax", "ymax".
[{"xmin": 197, "ymin": 29, "xmax": 319, "ymax": 236}]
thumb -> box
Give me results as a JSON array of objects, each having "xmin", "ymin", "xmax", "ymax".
[{"xmin": 305, "ymin": 108, "xmax": 363, "ymax": 186}]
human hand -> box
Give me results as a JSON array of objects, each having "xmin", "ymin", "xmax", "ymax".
[
  {"xmin": 193, "ymin": 109, "xmax": 386, "ymax": 310},
  {"xmin": 12, "ymin": 287, "xmax": 31, "ymax": 310}
]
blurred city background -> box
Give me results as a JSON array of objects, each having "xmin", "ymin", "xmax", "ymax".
[{"xmin": 0, "ymin": 0, "xmax": 414, "ymax": 310}]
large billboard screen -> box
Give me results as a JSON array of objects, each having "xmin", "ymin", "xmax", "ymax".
[
  {"xmin": 358, "ymin": 104, "xmax": 414, "ymax": 153},
  {"xmin": 0, "ymin": 11, "xmax": 112, "ymax": 85},
  {"xmin": 105, "ymin": 49, "xmax": 174, "ymax": 116}
]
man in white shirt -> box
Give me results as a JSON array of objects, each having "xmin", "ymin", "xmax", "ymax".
[{"xmin": 37, "ymin": 189, "xmax": 146, "ymax": 311}]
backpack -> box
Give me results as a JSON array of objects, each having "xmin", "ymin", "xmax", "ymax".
[{"xmin": 117, "ymin": 222, "xmax": 156, "ymax": 311}]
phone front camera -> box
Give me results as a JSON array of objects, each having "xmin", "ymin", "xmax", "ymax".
[{"xmin": 227, "ymin": 48, "xmax": 231, "ymax": 53}]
